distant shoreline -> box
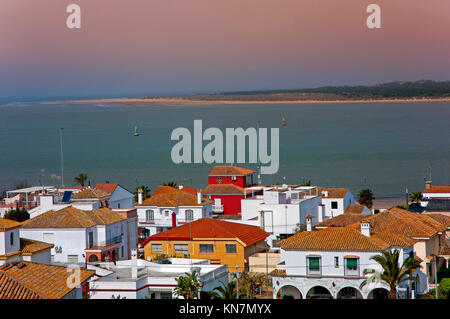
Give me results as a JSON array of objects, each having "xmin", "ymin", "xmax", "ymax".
[{"xmin": 42, "ymin": 97, "xmax": 450, "ymax": 107}]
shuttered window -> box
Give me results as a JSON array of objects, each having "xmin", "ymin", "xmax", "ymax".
[
  {"xmin": 174, "ymin": 244, "xmax": 188, "ymax": 253},
  {"xmin": 308, "ymin": 257, "xmax": 320, "ymax": 270},
  {"xmin": 346, "ymin": 258, "xmax": 358, "ymax": 270},
  {"xmin": 199, "ymin": 244, "xmax": 214, "ymax": 253}
]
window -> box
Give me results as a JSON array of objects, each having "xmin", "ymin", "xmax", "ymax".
[
  {"xmin": 121, "ymin": 246, "xmax": 124, "ymax": 258},
  {"xmin": 146, "ymin": 210, "xmax": 154, "ymax": 221},
  {"xmin": 345, "ymin": 257, "xmax": 359, "ymax": 276},
  {"xmin": 199, "ymin": 244, "xmax": 214, "ymax": 253},
  {"xmin": 118, "ymin": 203, "xmax": 121, "ymax": 208},
  {"xmin": 217, "ymin": 177, "xmax": 222, "ymax": 183},
  {"xmin": 331, "ymin": 201, "xmax": 338, "ymax": 209},
  {"xmin": 68, "ymin": 255, "xmax": 79, "ymax": 264},
  {"xmin": 88, "ymin": 232, "xmax": 94, "ymax": 248},
  {"xmin": 160, "ymin": 292, "xmax": 172, "ymax": 299},
  {"xmin": 152, "ymin": 244, "xmax": 162, "ymax": 253},
  {"xmin": 174, "ymin": 244, "xmax": 188, "ymax": 254},
  {"xmin": 185, "ymin": 210, "xmax": 194, "ymax": 221},
  {"xmin": 164, "ymin": 210, "xmax": 170, "ymax": 217},
  {"xmin": 226, "ymin": 244, "xmax": 236, "ymax": 253},
  {"xmin": 307, "ymin": 256, "xmax": 321, "ymax": 275},
  {"xmin": 334, "ymin": 256, "xmax": 339, "ymax": 268},
  {"xmin": 10, "ymin": 232, "xmax": 14, "ymax": 245}
]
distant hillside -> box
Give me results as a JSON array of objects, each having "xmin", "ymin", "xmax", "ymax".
[{"xmin": 161, "ymin": 80, "xmax": 450, "ymax": 102}]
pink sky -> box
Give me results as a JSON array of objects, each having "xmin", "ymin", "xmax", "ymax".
[{"xmin": 1, "ymin": 0, "xmax": 449, "ymax": 98}]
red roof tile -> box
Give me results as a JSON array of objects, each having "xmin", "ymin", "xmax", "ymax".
[
  {"xmin": 142, "ymin": 218, "xmax": 269, "ymax": 247},
  {"xmin": 208, "ymin": 166, "xmax": 255, "ymax": 176}
]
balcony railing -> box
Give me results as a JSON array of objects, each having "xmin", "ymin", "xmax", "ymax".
[
  {"xmin": 93, "ymin": 235, "xmax": 122, "ymax": 248},
  {"xmin": 212, "ymin": 205, "xmax": 224, "ymax": 213}
]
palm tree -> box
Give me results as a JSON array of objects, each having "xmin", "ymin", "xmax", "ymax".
[
  {"xmin": 212, "ymin": 280, "xmax": 245, "ymax": 299},
  {"xmin": 134, "ymin": 185, "xmax": 151, "ymax": 202},
  {"xmin": 174, "ymin": 270, "xmax": 201, "ymax": 299},
  {"xmin": 74, "ymin": 173, "xmax": 88, "ymax": 186},
  {"xmin": 358, "ymin": 188, "xmax": 374, "ymax": 209},
  {"xmin": 409, "ymin": 192, "xmax": 423, "ymax": 203},
  {"xmin": 163, "ymin": 181, "xmax": 178, "ymax": 188},
  {"xmin": 360, "ymin": 250, "xmax": 421, "ymax": 299}
]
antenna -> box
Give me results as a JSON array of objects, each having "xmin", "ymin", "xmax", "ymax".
[{"xmin": 257, "ymin": 120, "xmax": 262, "ymax": 185}]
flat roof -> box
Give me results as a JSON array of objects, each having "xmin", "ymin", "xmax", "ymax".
[{"xmin": 7, "ymin": 186, "xmax": 55, "ymax": 194}]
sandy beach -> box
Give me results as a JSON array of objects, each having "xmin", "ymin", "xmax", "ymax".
[{"xmin": 42, "ymin": 97, "xmax": 450, "ymax": 107}]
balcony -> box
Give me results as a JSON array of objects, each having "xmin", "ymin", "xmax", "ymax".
[
  {"xmin": 212, "ymin": 204, "xmax": 224, "ymax": 213},
  {"xmin": 92, "ymin": 235, "xmax": 123, "ymax": 248}
]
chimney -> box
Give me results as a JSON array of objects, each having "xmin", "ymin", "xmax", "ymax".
[
  {"xmin": 306, "ymin": 215, "xmax": 312, "ymax": 231},
  {"xmin": 197, "ymin": 189, "xmax": 202, "ymax": 204},
  {"xmin": 361, "ymin": 222, "xmax": 371, "ymax": 237},
  {"xmin": 178, "ymin": 184, "xmax": 184, "ymax": 190},
  {"xmin": 322, "ymin": 190, "xmax": 328, "ymax": 197},
  {"xmin": 131, "ymin": 248, "xmax": 138, "ymax": 279},
  {"xmin": 105, "ymin": 180, "xmax": 110, "ymax": 184},
  {"xmin": 172, "ymin": 212, "xmax": 177, "ymax": 228},
  {"xmin": 137, "ymin": 188, "xmax": 143, "ymax": 204},
  {"xmin": 425, "ymin": 181, "xmax": 432, "ymax": 190}
]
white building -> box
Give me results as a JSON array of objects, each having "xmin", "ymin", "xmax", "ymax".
[
  {"xmin": 241, "ymin": 186, "xmax": 322, "ymax": 246},
  {"xmin": 272, "ymin": 222, "xmax": 425, "ymax": 299},
  {"xmin": 422, "ymin": 182, "xmax": 450, "ymax": 200},
  {"xmin": 89, "ymin": 251, "xmax": 228, "ymax": 299},
  {"xmin": 136, "ymin": 186, "xmax": 213, "ymax": 238},
  {"xmin": 20, "ymin": 206, "xmax": 137, "ymax": 264},
  {"xmin": 0, "ymin": 218, "xmax": 95, "ymax": 299},
  {"xmin": 28, "ymin": 183, "xmax": 134, "ymax": 218},
  {"xmin": 318, "ymin": 188, "xmax": 356, "ymax": 218}
]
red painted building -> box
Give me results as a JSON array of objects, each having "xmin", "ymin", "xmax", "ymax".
[{"xmin": 202, "ymin": 166, "xmax": 262, "ymax": 215}]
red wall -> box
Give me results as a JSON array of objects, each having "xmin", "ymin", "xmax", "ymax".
[
  {"xmin": 209, "ymin": 194, "xmax": 245, "ymax": 215},
  {"xmin": 208, "ymin": 175, "xmax": 247, "ymax": 188}
]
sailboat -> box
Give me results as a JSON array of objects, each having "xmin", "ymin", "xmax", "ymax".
[{"xmin": 133, "ymin": 126, "xmax": 140, "ymax": 136}]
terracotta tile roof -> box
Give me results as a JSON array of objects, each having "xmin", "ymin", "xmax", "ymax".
[
  {"xmin": 202, "ymin": 184, "xmax": 253, "ymax": 195},
  {"xmin": 142, "ymin": 218, "xmax": 269, "ymax": 247},
  {"xmin": 344, "ymin": 204, "xmax": 367, "ymax": 214},
  {"xmin": 318, "ymin": 188, "xmax": 349, "ymax": 198},
  {"xmin": 270, "ymin": 269, "xmax": 286, "ymax": 277},
  {"xmin": 179, "ymin": 186, "xmax": 198, "ymax": 196},
  {"xmin": 279, "ymin": 227, "xmax": 391, "ymax": 251},
  {"xmin": 423, "ymin": 186, "xmax": 450, "ymax": 194},
  {"xmin": 94, "ymin": 183, "xmax": 118, "ymax": 194},
  {"xmin": 20, "ymin": 238, "xmax": 54, "ymax": 255},
  {"xmin": 0, "ymin": 218, "xmax": 21, "ymax": 231},
  {"xmin": 0, "ymin": 262, "xmax": 94, "ymax": 299},
  {"xmin": 424, "ymin": 214, "xmax": 450, "ymax": 228},
  {"xmin": 371, "ymin": 232, "xmax": 417, "ymax": 247},
  {"xmin": 346, "ymin": 207, "xmax": 448, "ymax": 239},
  {"xmin": 71, "ymin": 187, "xmax": 111, "ymax": 199},
  {"xmin": 208, "ymin": 166, "xmax": 255, "ymax": 176},
  {"xmin": 21, "ymin": 206, "xmax": 127, "ymax": 229},
  {"xmin": 138, "ymin": 187, "xmax": 212, "ymax": 207},
  {"xmin": 314, "ymin": 214, "xmax": 367, "ymax": 229}
]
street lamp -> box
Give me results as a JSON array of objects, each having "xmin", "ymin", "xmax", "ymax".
[{"xmin": 235, "ymin": 265, "xmax": 240, "ymax": 299}]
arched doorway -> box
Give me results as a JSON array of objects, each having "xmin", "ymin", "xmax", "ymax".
[
  {"xmin": 367, "ymin": 288, "xmax": 389, "ymax": 299},
  {"xmin": 337, "ymin": 287, "xmax": 363, "ymax": 299},
  {"xmin": 306, "ymin": 286, "xmax": 333, "ymax": 299},
  {"xmin": 276, "ymin": 285, "xmax": 302, "ymax": 299},
  {"xmin": 88, "ymin": 254, "xmax": 99, "ymax": 263}
]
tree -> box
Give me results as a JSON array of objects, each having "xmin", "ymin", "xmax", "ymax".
[
  {"xmin": 212, "ymin": 280, "xmax": 245, "ymax": 299},
  {"xmin": 358, "ymin": 188, "xmax": 374, "ymax": 209},
  {"xmin": 360, "ymin": 250, "xmax": 421, "ymax": 299},
  {"xmin": 409, "ymin": 192, "xmax": 423, "ymax": 203},
  {"xmin": 174, "ymin": 270, "xmax": 201, "ymax": 299},
  {"xmin": 293, "ymin": 223, "xmax": 306, "ymax": 234},
  {"xmin": 163, "ymin": 181, "xmax": 178, "ymax": 188},
  {"xmin": 134, "ymin": 185, "xmax": 151, "ymax": 202},
  {"xmin": 235, "ymin": 272, "xmax": 265, "ymax": 298},
  {"xmin": 300, "ymin": 180, "xmax": 311, "ymax": 186},
  {"xmin": 74, "ymin": 173, "xmax": 88, "ymax": 186},
  {"xmin": 4, "ymin": 208, "xmax": 30, "ymax": 222}
]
